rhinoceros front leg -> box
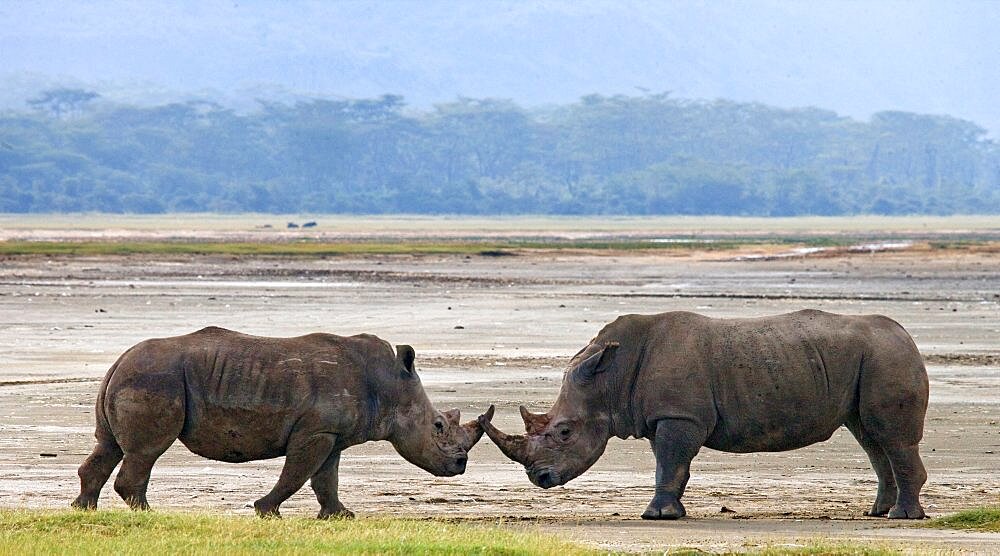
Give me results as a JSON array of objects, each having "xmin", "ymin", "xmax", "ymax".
[
  {"xmin": 642, "ymin": 418, "xmax": 707, "ymax": 520},
  {"xmin": 254, "ymin": 432, "xmax": 337, "ymax": 518},
  {"xmin": 311, "ymin": 451, "xmax": 354, "ymax": 519}
]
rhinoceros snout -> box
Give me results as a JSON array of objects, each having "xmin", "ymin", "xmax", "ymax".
[
  {"xmin": 529, "ymin": 468, "xmax": 559, "ymax": 489},
  {"xmin": 436, "ymin": 454, "xmax": 469, "ymax": 477}
]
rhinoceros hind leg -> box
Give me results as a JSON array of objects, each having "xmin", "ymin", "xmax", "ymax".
[
  {"xmin": 72, "ymin": 440, "xmax": 124, "ymax": 510},
  {"xmin": 642, "ymin": 418, "xmax": 706, "ymax": 520},
  {"xmin": 882, "ymin": 443, "xmax": 927, "ymax": 519},
  {"xmin": 858, "ymin": 408, "xmax": 927, "ymax": 518},
  {"xmin": 254, "ymin": 432, "xmax": 337, "ymax": 518},
  {"xmin": 845, "ymin": 418, "xmax": 897, "ymax": 517},
  {"xmin": 114, "ymin": 451, "xmax": 167, "ymax": 510},
  {"xmin": 108, "ymin": 379, "xmax": 185, "ymax": 510},
  {"xmin": 856, "ymin": 339, "xmax": 928, "ymax": 519},
  {"xmin": 112, "ymin": 422, "xmax": 178, "ymax": 510},
  {"xmin": 311, "ymin": 451, "xmax": 353, "ymax": 519}
]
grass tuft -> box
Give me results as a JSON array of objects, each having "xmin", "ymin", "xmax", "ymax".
[
  {"xmin": 749, "ymin": 543, "xmax": 900, "ymax": 555},
  {"xmin": 0, "ymin": 509, "xmax": 593, "ymax": 555},
  {"xmin": 926, "ymin": 506, "xmax": 1000, "ymax": 532}
]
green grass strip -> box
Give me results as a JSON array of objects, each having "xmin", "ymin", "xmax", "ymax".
[
  {"xmin": 0, "ymin": 509, "xmax": 593, "ymax": 555},
  {"xmin": 750, "ymin": 545, "xmax": 900, "ymax": 556},
  {"xmin": 0, "ymin": 239, "xmax": 791, "ymax": 257},
  {"xmin": 3, "ymin": 236, "xmax": 990, "ymax": 257},
  {"xmin": 0, "ymin": 240, "xmax": 495, "ymax": 256},
  {"xmin": 926, "ymin": 506, "xmax": 1000, "ymax": 532}
]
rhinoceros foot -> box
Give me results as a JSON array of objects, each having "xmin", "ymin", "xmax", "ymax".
[
  {"xmin": 864, "ymin": 499, "xmax": 894, "ymax": 517},
  {"xmin": 70, "ymin": 495, "xmax": 97, "ymax": 510},
  {"xmin": 254, "ymin": 499, "xmax": 282, "ymax": 519},
  {"xmin": 318, "ymin": 504, "xmax": 354, "ymax": 519},
  {"xmin": 888, "ymin": 502, "xmax": 926, "ymax": 519},
  {"xmin": 641, "ymin": 493, "xmax": 686, "ymax": 520}
]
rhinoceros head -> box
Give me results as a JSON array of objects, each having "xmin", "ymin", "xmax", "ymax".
[
  {"xmin": 479, "ymin": 342, "xmax": 619, "ymax": 488},
  {"xmin": 387, "ymin": 345, "xmax": 489, "ymax": 477}
]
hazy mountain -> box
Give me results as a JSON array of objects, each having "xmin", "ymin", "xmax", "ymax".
[{"xmin": 2, "ymin": 1, "xmax": 999, "ymax": 134}]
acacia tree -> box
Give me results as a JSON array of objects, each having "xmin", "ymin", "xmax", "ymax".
[{"xmin": 27, "ymin": 88, "xmax": 100, "ymax": 119}]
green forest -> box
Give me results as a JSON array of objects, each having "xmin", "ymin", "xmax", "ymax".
[{"xmin": 1, "ymin": 88, "xmax": 998, "ymax": 215}]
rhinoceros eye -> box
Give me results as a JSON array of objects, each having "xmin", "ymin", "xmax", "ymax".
[
  {"xmin": 434, "ymin": 419, "xmax": 445, "ymax": 432},
  {"xmin": 558, "ymin": 426, "xmax": 572, "ymax": 440}
]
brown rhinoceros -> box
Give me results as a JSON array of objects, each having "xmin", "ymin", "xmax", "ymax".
[
  {"xmin": 72, "ymin": 326, "xmax": 490, "ymax": 518},
  {"xmin": 480, "ymin": 310, "xmax": 928, "ymax": 520}
]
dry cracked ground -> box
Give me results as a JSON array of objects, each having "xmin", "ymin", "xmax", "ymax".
[{"xmin": 1, "ymin": 220, "xmax": 998, "ymax": 553}]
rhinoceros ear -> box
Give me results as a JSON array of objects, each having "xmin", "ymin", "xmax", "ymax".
[
  {"xmin": 572, "ymin": 341, "xmax": 619, "ymax": 383},
  {"xmin": 396, "ymin": 344, "xmax": 416, "ymax": 374}
]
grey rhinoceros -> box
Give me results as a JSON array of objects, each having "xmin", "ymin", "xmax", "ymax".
[
  {"xmin": 480, "ymin": 310, "xmax": 929, "ymax": 520},
  {"xmin": 73, "ymin": 326, "xmax": 490, "ymax": 518}
]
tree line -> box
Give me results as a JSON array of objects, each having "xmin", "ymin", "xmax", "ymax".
[{"xmin": 1, "ymin": 88, "xmax": 997, "ymax": 214}]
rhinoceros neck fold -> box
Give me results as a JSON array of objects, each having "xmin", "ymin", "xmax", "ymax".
[{"xmin": 580, "ymin": 326, "xmax": 650, "ymax": 440}]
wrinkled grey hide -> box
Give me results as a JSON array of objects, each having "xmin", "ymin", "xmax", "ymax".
[
  {"xmin": 481, "ymin": 310, "xmax": 928, "ymax": 520},
  {"xmin": 73, "ymin": 327, "xmax": 488, "ymax": 518}
]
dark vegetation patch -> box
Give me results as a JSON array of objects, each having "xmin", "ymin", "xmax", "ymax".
[{"xmin": 3, "ymin": 91, "xmax": 999, "ymax": 216}]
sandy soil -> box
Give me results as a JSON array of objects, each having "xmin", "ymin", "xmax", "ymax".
[{"xmin": 1, "ymin": 231, "xmax": 998, "ymax": 552}]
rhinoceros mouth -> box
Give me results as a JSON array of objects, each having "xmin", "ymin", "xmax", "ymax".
[
  {"xmin": 449, "ymin": 453, "xmax": 469, "ymax": 473},
  {"xmin": 438, "ymin": 456, "xmax": 468, "ymax": 476},
  {"xmin": 527, "ymin": 467, "xmax": 561, "ymax": 489}
]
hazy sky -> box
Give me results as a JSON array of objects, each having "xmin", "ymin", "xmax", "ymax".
[{"xmin": 2, "ymin": 0, "xmax": 998, "ymax": 133}]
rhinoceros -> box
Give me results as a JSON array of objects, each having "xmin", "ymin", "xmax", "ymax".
[
  {"xmin": 72, "ymin": 326, "xmax": 490, "ymax": 518},
  {"xmin": 480, "ymin": 310, "xmax": 928, "ymax": 519}
]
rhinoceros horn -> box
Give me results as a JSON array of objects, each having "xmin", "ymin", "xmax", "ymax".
[
  {"xmin": 478, "ymin": 405, "xmax": 531, "ymax": 465},
  {"xmin": 461, "ymin": 405, "xmax": 493, "ymax": 449}
]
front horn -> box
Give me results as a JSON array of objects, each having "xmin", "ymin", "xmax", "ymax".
[
  {"xmin": 478, "ymin": 405, "xmax": 531, "ymax": 465},
  {"xmin": 461, "ymin": 406, "xmax": 493, "ymax": 450}
]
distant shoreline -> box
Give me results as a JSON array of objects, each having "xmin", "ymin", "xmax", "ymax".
[{"xmin": 2, "ymin": 214, "xmax": 998, "ymax": 235}]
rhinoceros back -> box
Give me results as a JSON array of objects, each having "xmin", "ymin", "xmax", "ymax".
[
  {"xmin": 632, "ymin": 310, "xmax": 926, "ymax": 453},
  {"xmin": 105, "ymin": 327, "xmax": 384, "ymax": 462}
]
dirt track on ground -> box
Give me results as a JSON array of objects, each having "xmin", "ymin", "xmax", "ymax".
[{"xmin": 1, "ymin": 229, "xmax": 998, "ymax": 552}]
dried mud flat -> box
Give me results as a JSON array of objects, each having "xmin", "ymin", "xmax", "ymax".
[{"xmin": 1, "ymin": 225, "xmax": 999, "ymax": 553}]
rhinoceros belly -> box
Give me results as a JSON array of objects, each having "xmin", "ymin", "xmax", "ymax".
[
  {"xmin": 704, "ymin": 379, "xmax": 853, "ymax": 453},
  {"xmin": 179, "ymin": 403, "xmax": 298, "ymax": 462}
]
